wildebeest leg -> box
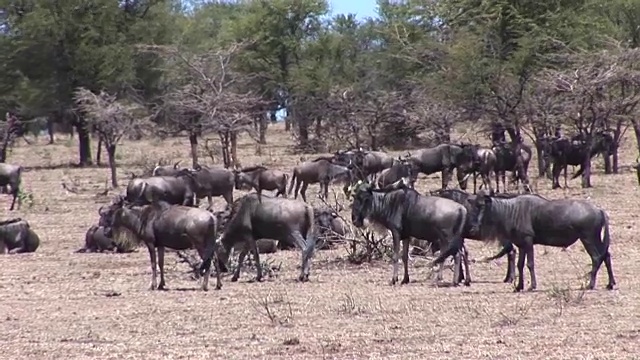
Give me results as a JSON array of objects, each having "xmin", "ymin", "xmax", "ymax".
[
  {"xmin": 0, "ymin": 242, "xmax": 7, "ymax": 254},
  {"xmin": 452, "ymin": 252, "xmax": 462, "ymax": 286},
  {"xmin": 194, "ymin": 244, "xmax": 212, "ymax": 291},
  {"xmin": 525, "ymin": 243, "xmax": 537, "ymax": 291},
  {"xmin": 9, "ymin": 190, "xmax": 18, "ymax": 211},
  {"xmin": 8, "ymin": 246, "xmax": 26, "ymax": 254},
  {"xmin": 390, "ymin": 230, "xmax": 401, "ymax": 285},
  {"xmin": 401, "ymin": 238, "xmax": 411, "ymax": 284},
  {"xmin": 602, "ymin": 252, "xmax": 616, "ymax": 290},
  {"xmin": 293, "ymin": 179, "xmax": 302, "ymax": 200},
  {"xmin": 207, "ymin": 195, "xmax": 213, "ymax": 210},
  {"xmin": 563, "ymin": 164, "xmax": 568, "ymax": 188},
  {"xmin": 223, "ymin": 192, "xmax": 233, "ymax": 207},
  {"xmin": 515, "ymin": 247, "xmax": 526, "ymax": 292},
  {"xmin": 249, "ymin": 239, "xmax": 263, "ymax": 282},
  {"xmin": 495, "ymin": 171, "xmax": 501, "ymax": 193},
  {"xmin": 551, "ymin": 162, "xmax": 562, "ymax": 189},
  {"xmin": 506, "ymin": 246, "xmax": 516, "ymax": 283},
  {"xmin": 461, "ymin": 245, "xmax": 471, "ymax": 286},
  {"xmin": 441, "ymin": 169, "xmax": 450, "ymax": 189},
  {"xmin": 289, "ymin": 230, "xmax": 314, "ymax": 282},
  {"xmin": 231, "ymin": 248, "xmax": 249, "ymax": 282},
  {"xmin": 146, "ymin": 244, "xmax": 158, "ymax": 290},
  {"xmin": 299, "ymin": 183, "xmax": 308, "ymax": 202},
  {"xmin": 157, "ymin": 246, "xmax": 167, "ymax": 290}
]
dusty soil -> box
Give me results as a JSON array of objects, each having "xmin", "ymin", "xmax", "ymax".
[{"xmin": 1, "ymin": 124, "xmax": 639, "ymax": 360}]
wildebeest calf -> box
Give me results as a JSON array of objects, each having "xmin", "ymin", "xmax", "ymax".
[
  {"xmin": 0, "ymin": 218, "xmax": 40, "ymax": 254},
  {"xmin": 288, "ymin": 158, "xmax": 353, "ymax": 202},
  {"xmin": 0, "ymin": 163, "xmax": 22, "ymax": 211},
  {"xmin": 234, "ymin": 165, "xmax": 288, "ymax": 201},
  {"xmin": 76, "ymin": 225, "xmax": 133, "ymax": 253}
]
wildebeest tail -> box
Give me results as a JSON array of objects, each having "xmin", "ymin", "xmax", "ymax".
[
  {"xmin": 571, "ymin": 165, "xmax": 585, "ymax": 180},
  {"xmin": 600, "ymin": 210, "xmax": 611, "ymax": 261},
  {"xmin": 199, "ymin": 216, "xmax": 219, "ymax": 275},
  {"xmin": 287, "ymin": 169, "xmax": 297, "ymax": 196}
]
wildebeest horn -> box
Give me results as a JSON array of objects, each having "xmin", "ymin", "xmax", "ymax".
[{"xmin": 173, "ymin": 160, "xmax": 181, "ymax": 169}]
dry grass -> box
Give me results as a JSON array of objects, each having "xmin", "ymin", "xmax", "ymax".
[{"xmin": 1, "ymin": 124, "xmax": 639, "ymax": 359}]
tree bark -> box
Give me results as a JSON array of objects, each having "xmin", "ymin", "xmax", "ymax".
[
  {"xmin": 106, "ymin": 144, "xmax": 118, "ymax": 188},
  {"xmin": 219, "ymin": 131, "xmax": 231, "ymax": 168},
  {"xmin": 47, "ymin": 117, "xmax": 55, "ymax": 144},
  {"xmin": 96, "ymin": 137, "xmax": 103, "ymax": 166},
  {"xmin": 189, "ymin": 132, "xmax": 199, "ymax": 169},
  {"xmin": 74, "ymin": 119, "xmax": 92, "ymax": 166},
  {"xmin": 259, "ymin": 114, "xmax": 268, "ymax": 145},
  {"xmin": 230, "ymin": 131, "xmax": 239, "ymax": 168}
]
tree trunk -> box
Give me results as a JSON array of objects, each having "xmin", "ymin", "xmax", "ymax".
[
  {"xmin": 298, "ymin": 119, "xmax": 309, "ymax": 149},
  {"xmin": 74, "ymin": 119, "xmax": 92, "ymax": 166},
  {"xmin": 96, "ymin": 137, "xmax": 103, "ymax": 166},
  {"xmin": 219, "ymin": 131, "xmax": 231, "ymax": 168},
  {"xmin": 581, "ymin": 142, "xmax": 593, "ymax": 188},
  {"xmin": 285, "ymin": 108, "xmax": 291, "ymax": 131},
  {"xmin": 106, "ymin": 143, "xmax": 118, "ymax": 188},
  {"xmin": 315, "ymin": 117, "xmax": 322, "ymax": 139},
  {"xmin": 189, "ymin": 132, "xmax": 199, "ymax": 168},
  {"xmin": 230, "ymin": 131, "xmax": 239, "ymax": 168},
  {"xmin": 47, "ymin": 117, "xmax": 55, "ymax": 144},
  {"xmin": 259, "ymin": 114, "xmax": 268, "ymax": 145}
]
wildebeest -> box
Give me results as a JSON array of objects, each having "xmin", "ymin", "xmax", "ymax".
[
  {"xmin": 288, "ymin": 158, "xmax": 353, "ymax": 202},
  {"xmin": 491, "ymin": 142, "xmax": 532, "ymax": 193},
  {"xmin": 405, "ymin": 144, "xmax": 473, "ymax": 190},
  {"xmin": 0, "ymin": 163, "xmax": 22, "ymax": 210},
  {"xmin": 183, "ymin": 165, "xmax": 235, "ymax": 208},
  {"xmin": 200, "ymin": 193, "xmax": 317, "ymax": 283},
  {"xmin": 333, "ymin": 148, "xmax": 394, "ymax": 181},
  {"xmin": 377, "ymin": 157, "xmax": 414, "ymax": 189},
  {"xmin": 456, "ymin": 144, "xmax": 497, "ymax": 194},
  {"xmin": 458, "ymin": 191, "xmax": 616, "ymax": 291},
  {"xmin": 350, "ymin": 179, "xmax": 470, "ymax": 286},
  {"xmin": 546, "ymin": 131, "xmax": 614, "ymax": 189},
  {"xmin": 106, "ymin": 200, "xmax": 221, "ymax": 291},
  {"xmin": 0, "ymin": 218, "xmax": 40, "ymax": 254},
  {"xmin": 314, "ymin": 206, "xmax": 346, "ymax": 249},
  {"xmin": 125, "ymin": 173, "xmax": 196, "ymax": 207},
  {"xmin": 234, "ymin": 165, "xmax": 288, "ymax": 201},
  {"xmin": 429, "ymin": 189, "xmax": 516, "ymax": 283},
  {"xmin": 76, "ymin": 225, "xmax": 133, "ymax": 253},
  {"xmin": 152, "ymin": 160, "xmax": 183, "ymax": 177}
]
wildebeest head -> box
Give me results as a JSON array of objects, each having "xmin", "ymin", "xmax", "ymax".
[
  {"xmin": 314, "ymin": 206, "xmax": 341, "ymax": 232},
  {"xmin": 468, "ymin": 190, "xmax": 493, "ymax": 233},
  {"xmin": 233, "ymin": 165, "xmax": 266, "ymax": 190},
  {"xmin": 350, "ymin": 181, "xmax": 374, "ymax": 228}
]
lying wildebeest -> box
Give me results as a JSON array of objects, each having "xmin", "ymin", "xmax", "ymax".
[
  {"xmin": 183, "ymin": 165, "xmax": 235, "ymax": 208},
  {"xmin": 76, "ymin": 225, "xmax": 133, "ymax": 253},
  {"xmin": 288, "ymin": 158, "xmax": 353, "ymax": 202},
  {"xmin": 314, "ymin": 206, "xmax": 346, "ymax": 249},
  {"xmin": 406, "ymin": 144, "xmax": 473, "ymax": 190},
  {"xmin": 152, "ymin": 160, "xmax": 183, "ymax": 177},
  {"xmin": 457, "ymin": 144, "xmax": 496, "ymax": 194},
  {"xmin": 437, "ymin": 191, "xmax": 616, "ymax": 292},
  {"xmin": 429, "ymin": 188, "xmax": 516, "ymax": 283},
  {"xmin": 377, "ymin": 157, "xmax": 414, "ymax": 189},
  {"xmin": 125, "ymin": 173, "xmax": 196, "ymax": 207},
  {"xmin": 491, "ymin": 142, "xmax": 532, "ymax": 193},
  {"xmin": 334, "ymin": 148, "xmax": 394, "ymax": 181},
  {"xmin": 547, "ymin": 131, "xmax": 614, "ymax": 189},
  {"xmin": 199, "ymin": 193, "xmax": 317, "ymax": 283},
  {"xmin": 0, "ymin": 163, "xmax": 22, "ymax": 211},
  {"xmin": 105, "ymin": 199, "xmax": 221, "ymax": 291},
  {"xmin": 350, "ymin": 179, "xmax": 470, "ymax": 286},
  {"xmin": 0, "ymin": 218, "xmax": 40, "ymax": 254},
  {"xmin": 234, "ymin": 165, "xmax": 288, "ymax": 201}
]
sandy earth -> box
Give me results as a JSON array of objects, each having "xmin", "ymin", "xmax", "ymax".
[{"xmin": 0, "ymin": 124, "xmax": 638, "ymax": 359}]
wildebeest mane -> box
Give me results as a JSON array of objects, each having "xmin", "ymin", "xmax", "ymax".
[
  {"xmin": 481, "ymin": 195, "xmax": 548, "ymax": 239},
  {"xmin": 367, "ymin": 187, "xmax": 421, "ymax": 225},
  {"xmin": 0, "ymin": 218, "xmax": 23, "ymax": 226},
  {"xmin": 311, "ymin": 156, "xmax": 334, "ymax": 163},
  {"xmin": 239, "ymin": 165, "xmax": 267, "ymax": 173}
]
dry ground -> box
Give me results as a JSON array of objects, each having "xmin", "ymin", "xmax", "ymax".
[{"xmin": 1, "ymin": 124, "xmax": 639, "ymax": 360}]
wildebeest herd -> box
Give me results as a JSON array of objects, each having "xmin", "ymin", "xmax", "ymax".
[{"xmin": 0, "ymin": 127, "xmax": 617, "ymax": 294}]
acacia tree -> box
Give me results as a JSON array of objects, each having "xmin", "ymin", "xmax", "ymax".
[
  {"xmin": 0, "ymin": 112, "xmax": 20, "ymax": 163},
  {"xmin": 74, "ymin": 88, "xmax": 148, "ymax": 187},
  {"xmin": 143, "ymin": 43, "xmax": 264, "ymax": 168}
]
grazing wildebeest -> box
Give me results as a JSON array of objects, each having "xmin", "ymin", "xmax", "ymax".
[
  {"xmin": 183, "ymin": 165, "xmax": 235, "ymax": 208},
  {"xmin": 451, "ymin": 191, "xmax": 616, "ymax": 291},
  {"xmin": 314, "ymin": 206, "xmax": 346, "ymax": 249},
  {"xmin": 106, "ymin": 200, "xmax": 221, "ymax": 291},
  {"xmin": 76, "ymin": 225, "xmax": 133, "ymax": 253},
  {"xmin": 334, "ymin": 148, "xmax": 394, "ymax": 181},
  {"xmin": 377, "ymin": 157, "xmax": 414, "ymax": 189},
  {"xmin": 233, "ymin": 165, "xmax": 288, "ymax": 201},
  {"xmin": 429, "ymin": 188, "xmax": 516, "ymax": 283},
  {"xmin": 491, "ymin": 142, "xmax": 532, "ymax": 193},
  {"xmin": 0, "ymin": 163, "xmax": 22, "ymax": 210},
  {"xmin": 288, "ymin": 158, "xmax": 353, "ymax": 202},
  {"xmin": 547, "ymin": 131, "xmax": 614, "ymax": 189},
  {"xmin": 125, "ymin": 173, "xmax": 196, "ymax": 207},
  {"xmin": 152, "ymin": 160, "xmax": 183, "ymax": 177},
  {"xmin": 406, "ymin": 144, "xmax": 473, "ymax": 190},
  {"xmin": 457, "ymin": 144, "xmax": 496, "ymax": 194},
  {"xmin": 0, "ymin": 218, "xmax": 40, "ymax": 254},
  {"xmin": 200, "ymin": 193, "xmax": 317, "ymax": 283},
  {"xmin": 350, "ymin": 179, "xmax": 470, "ymax": 286}
]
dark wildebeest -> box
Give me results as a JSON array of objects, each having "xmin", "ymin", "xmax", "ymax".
[
  {"xmin": 438, "ymin": 191, "xmax": 616, "ymax": 292},
  {"xmin": 333, "ymin": 148, "xmax": 394, "ymax": 182},
  {"xmin": 350, "ymin": 179, "xmax": 470, "ymax": 286},
  {"xmin": 376, "ymin": 157, "xmax": 414, "ymax": 189},
  {"xmin": 288, "ymin": 158, "xmax": 353, "ymax": 202},
  {"xmin": 105, "ymin": 200, "xmax": 221, "ymax": 291},
  {"xmin": 125, "ymin": 173, "xmax": 196, "ymax": 207},
  {"xmin": 200, "ymin": 193, "xmax": 317, "ymax": 283},
  {"xmin": 0, "ymin": 218, "xmax": 40, "ymax": 254},
  {"xmin": 491, "ymin": 142, "xmax": 532, "ymax": 193},
  {"xmin": 406, "ymin": 144, "xmax": 473, "ymax": 190},
  {"xmin": 183, "ymin": 165, "xmax": 235, "ymax": 208},
  {"xmin": 314, "ymin": 206, "xmax": 346, "ymax": 249},
  {"xmin": 152, "ymin": 160, "xmax": 183, "ymax": 177},
  {"xmin": 0, "ymin": 163, "xmax": 22, "ymax": 211},
  {"xmin": 233, "ymin": 165, "xmax": 288, "ymax": 201},
  {"xmin": 547, "ymin": 131, "xmax": 614, "ymax": 189},
  {"xmin": 429, "ymin": 189, "xmax": 516, "ymax": 283},
  {"xmin": 76, "ymin": 225, "xmax": 134, "ymax": 253},
  {"xmin": 457, "ymin": 144, "xmax": 497, "ymax": 194}
]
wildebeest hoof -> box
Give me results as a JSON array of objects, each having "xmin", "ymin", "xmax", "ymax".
[
  {"xmin": 297, "ymin": 274, "xmax": 309, "ymax": 282},
  {"xmin": 215, "ymin": 285, "xmax": 222, "ymax": 290},
  {"xmin": 526, "ymin": 286, "xmax": 535, "ymax": 292},
  {"xmin": 514, "ymin": 286, "xmax": 523, "ymax": 293},
  {"xmin": 401, "ymin": 277, "xmax": 409, "ymax": 285},
  {"xmin": 464, "ymin": 280, "xmax": 471, "ymax": 287},
  {"xmin": 606, "ymin": 283, "xmax": 615, "ymax": 290},
  {"xmin": 230, "ymin": 276, "xmax": 239, "ymax": 282}
]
